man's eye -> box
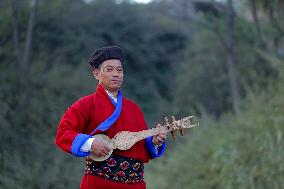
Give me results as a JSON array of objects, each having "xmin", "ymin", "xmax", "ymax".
[
  {"xmin": 106, "ymin": 68, "xmax": 113, "ymax": 72},
  {"xmin": 117, "ymin": 68, "xmax": 123, "ymax": 72}
]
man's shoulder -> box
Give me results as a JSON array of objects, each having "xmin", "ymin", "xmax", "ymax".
[
  {"xmin": 75, "ymin": 92, "xmax": 95, "ymax": 103},
  {"xmin": 123, "ymin": 98, "xmax": 142, "ymax": 110},
  {"xmin": 77, "ymin": 93, "xmax": 95, "ymax": 101},
  {"xmin": 71, "ymin": 93, "xmax": 95, "ymax": 110}
]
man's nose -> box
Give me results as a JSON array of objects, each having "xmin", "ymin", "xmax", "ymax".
[
  {"xmin": 112, "ymin": 71, "xmax": 119, "ymax": 76},
  {"xmin": 112, "ymin": 70, "xmax": 122, "ymax": 76}
]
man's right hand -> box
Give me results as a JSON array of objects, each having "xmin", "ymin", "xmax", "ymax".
[{"xmin": 90, "ymin": 137, "xmax": 112, "ymax": 157}]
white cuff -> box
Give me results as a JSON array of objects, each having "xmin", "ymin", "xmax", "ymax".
[{"xmin": 80, "ymin": 137, "xmax": 95, "ymax": 152}]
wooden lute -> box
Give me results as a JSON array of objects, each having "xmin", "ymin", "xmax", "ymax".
[{"xmin": 89, "ymin": 116, "xmax": 198, "ymax": 161}]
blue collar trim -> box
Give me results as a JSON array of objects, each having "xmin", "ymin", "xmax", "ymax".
[{"xmin": 91, "ymin": 90, "xmax": 122, "ymax": 135}]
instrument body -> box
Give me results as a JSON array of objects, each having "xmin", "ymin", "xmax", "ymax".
[{"xmin": 89, "ymin": 116, "xmax": 197, "ymax": 161}]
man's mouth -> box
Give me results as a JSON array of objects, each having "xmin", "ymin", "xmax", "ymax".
[{"xmin": 110, "ymin": 80, "xmax": 121, "ymax": 84}]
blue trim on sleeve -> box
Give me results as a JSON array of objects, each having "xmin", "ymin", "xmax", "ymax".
[
  {"xmin": 146, "ymin": 136, "xmax": 166, "ymax": 158},
  {"xmin": 71, "ymin": 133, "xmax": 92, "ymax": 157}
]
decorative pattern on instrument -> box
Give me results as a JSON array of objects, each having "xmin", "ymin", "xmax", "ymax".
[{"xmin": 89, "ymin": 115, "xmax": 198, "ymax": 161}]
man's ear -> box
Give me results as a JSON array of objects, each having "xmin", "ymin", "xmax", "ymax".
[{"xmin": 93, "ymin": 69, "xmax": 100, "ymax": 80}]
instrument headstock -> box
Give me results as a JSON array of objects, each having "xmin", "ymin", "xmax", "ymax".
[{"xmin": 162, "ymin": 115, "xmax": 198, "ymax": 139}]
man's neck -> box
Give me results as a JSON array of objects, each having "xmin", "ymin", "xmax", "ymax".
[
  {"xmin": 107, "ymin": 90, "xmax": 118, "ymax": 98},
  {"xmin": 99, "ymin": 84, "xmax": 119, "ymax": 97}
]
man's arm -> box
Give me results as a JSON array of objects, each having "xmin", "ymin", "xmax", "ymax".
[
  {"xmin": 55, "ymin": 95, "xmax": 97, "ymax": 157},
  {"xmin": 132, "ymin": 102, "xmax": 167, "ymax": 158},
  {"xmin": 146, "ymin": 135, "xmax": 166, "ymax": 158},
  {"xmin": 55, "ymin": 106, "xmax": 93, "ymax": 157}
]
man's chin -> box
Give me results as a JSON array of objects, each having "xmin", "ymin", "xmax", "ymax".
[{"xmin": 109, "ymin": 84, "xmax": 122, "ymax": 91}]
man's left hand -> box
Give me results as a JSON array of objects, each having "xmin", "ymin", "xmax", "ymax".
[{"xmin": 152, "ymin": 127, "xmax": 167, "ymax": 146}]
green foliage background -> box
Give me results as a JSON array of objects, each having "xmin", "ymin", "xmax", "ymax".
[
  {"xmin": 146, "ymin": 63, "xmax": 284, "ymax": 189},
  {"xmin": 0, "ymin": 0, "xmax": 283, "ymax": 188}
]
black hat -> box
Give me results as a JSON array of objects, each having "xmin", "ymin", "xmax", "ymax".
[{"xmin": 88, "ymin": 46, "xmax": 124, "ymax": 69}]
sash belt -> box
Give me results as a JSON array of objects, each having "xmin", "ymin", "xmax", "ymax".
[{"xmin": 85, "ymin": 154, "xmax": 144, "ymax": 183}]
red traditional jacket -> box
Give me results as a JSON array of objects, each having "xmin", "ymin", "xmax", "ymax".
[
  {"xmin": 55, "ymin": 84, "xmax": 166, "ymax": 189},
  {"xmin": 55, "ymin": 84, "xmax": 165, "ymax": 163}
]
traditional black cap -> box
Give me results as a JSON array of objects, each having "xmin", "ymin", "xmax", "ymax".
[{"xmin": 88, "ymin": 46, "xmax": 124, "ymax": 69}]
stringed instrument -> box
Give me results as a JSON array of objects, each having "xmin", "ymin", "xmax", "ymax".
[{"xmin": 89, "ymin": 116, "xmax": 198, "ymax": 161}]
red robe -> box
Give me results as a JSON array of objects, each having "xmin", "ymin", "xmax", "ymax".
[{"xmin": 55, "ymin": 84, "xmax": 151, "ymax": 189}]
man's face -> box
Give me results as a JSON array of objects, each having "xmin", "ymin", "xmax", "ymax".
[{"xmin": 93, "ymin": 59, "xmax": 124, "ymax": 92}]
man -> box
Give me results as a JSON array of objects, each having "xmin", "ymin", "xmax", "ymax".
[{"xmin": 55, "ymin": 46, "xmax": 167, "ymax": 189}]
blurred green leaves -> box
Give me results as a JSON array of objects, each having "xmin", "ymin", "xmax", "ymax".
[{"xmin": 146, "ymin": 65, "xmax": 284, "ymax": 189}]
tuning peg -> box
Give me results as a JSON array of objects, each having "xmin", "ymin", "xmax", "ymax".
[
  {"xmin": 171, "ymin": 116, "xmax": 176, "ymax": 122},
  {"xmin": 171, "ymin": 131, "xmax": 176, "ymax": 140},
  {"xmin": 165, "ymin": 116, "xmax": 170, "ymax": 124},
  {"xmin": 180, "ymin": 128, "xmax": 185, "ymax": 136},
  {"xmin": 164, "ymin": 116, "xmax": 171, "ymax": 130}
]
